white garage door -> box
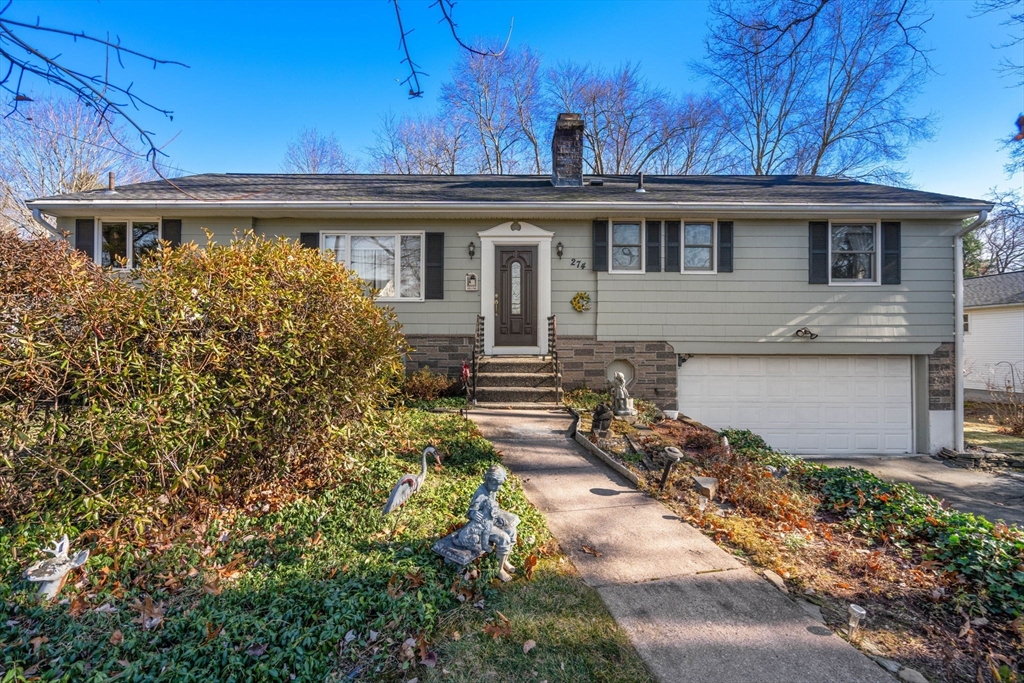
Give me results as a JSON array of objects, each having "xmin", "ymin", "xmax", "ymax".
[{"xmin": 677, "ymin": 356, "xmax": 913, "ymax": 455}]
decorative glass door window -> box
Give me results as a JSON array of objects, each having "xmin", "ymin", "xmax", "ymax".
[
  {"xmin": 611, "ymin": 222, "xmax": 642, "ymax": 271},
  {"xmin": 510, "ymin": 261, "xmax": 522, "ymax": 314},
  {"xmin": 830, "ymin": 224, "xmax": 876, "ymax": 282},
  {"xmin": 683, "ymin": 223, "xmax": 713, "ymax": 271},
  {"xmin": 320, "ymin": 232, "xmax": 424, "ymax": 301},
  {"xmin": 99, "ymin": 219, "xmax": 161, "ymax": 268}
]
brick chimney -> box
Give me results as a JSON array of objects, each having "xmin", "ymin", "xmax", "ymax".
[{"xmin": 550, "ymin": 113, "xmax": 584, "ymax": 187}]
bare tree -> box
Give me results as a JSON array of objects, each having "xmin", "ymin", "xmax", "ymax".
[
  {"xmin": 978, "ymin": 189, "xmax": 1024, "ymax": 273},
  {"xmin": 698, "ymin": 2, "xmax": 817, "ymax": 175},
  {"xmin": 699, "ymin": 0, "xmax": 932, "ymax": 181},
  {"xmin": 973, "ymin": 0, "xmax": 1024, "ymax": 86},
  {"xmin": 0, "ymin": 3, "xmax": 187, "ymax": 170},
  {"xmin": 281, "ymin": 128, "xmax": 358, "ymax": 174},
  {"xmin": 0, "ymin": 96, "xmax": 153, "ymax": 236},
  {"xmin": 506, "ymin": 46, "xmax": 546, "ymax": 173},
  {"xmin": 368, "ymin": 111, "xmax": 469, "ymax": 174},
  {"xmin": 442, "ymin": 46, "xmax": 537, "ymax": 174},
  {"xmin": 648, "ymin": 95, "xmax": 739, "ymax": 175},
  {"xmin": 548, "ymin": 62, "xmax": 683, "ymax": 174}
]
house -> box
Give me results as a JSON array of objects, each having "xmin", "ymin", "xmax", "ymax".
[
  {"xmin": 27, "ymin": 114, "xmax": 992, "ymax": 456},
  {"xmin": 963, "ymin": 271, "xmax": 1024, "ymax": 401}
]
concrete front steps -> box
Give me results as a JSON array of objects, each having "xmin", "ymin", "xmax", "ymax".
[{"xmin": 474, "ymin": 355, "xmax": 563, "ymax": 407}]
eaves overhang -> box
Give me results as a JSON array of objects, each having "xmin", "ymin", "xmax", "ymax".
[{"xmin": 27, "ymin": 199, "xmax": 993, "ymax": 221}]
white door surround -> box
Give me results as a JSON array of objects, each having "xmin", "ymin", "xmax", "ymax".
[{"xmin": 479, "ymin": 221, "xmax": 553, "ymax": 355}]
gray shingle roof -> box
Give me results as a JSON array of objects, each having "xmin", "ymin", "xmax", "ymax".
[
  {"xmin": 964, "ymin": 271, "xmax": 1024, "ymax": 308},
  {"xmin": 29, "ymin": 173, "xmax": 988, "ymax": 207}
]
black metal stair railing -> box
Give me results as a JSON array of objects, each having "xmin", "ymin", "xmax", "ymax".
[
  {"xmin": 471, "ymin": 315, "xmax": 485, "ymax": 402},
  {"xmin": 548, "ymin": 315, "xmax": 561, "ymax": 403}
]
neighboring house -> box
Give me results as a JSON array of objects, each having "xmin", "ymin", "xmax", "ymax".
[
  {"xmin": 963, "ymin": 271, "xmax": 1024, "ymax": 401},
  {"xmin": 27, "ymin": 114, "xmax": 992, "ymax": 456}
]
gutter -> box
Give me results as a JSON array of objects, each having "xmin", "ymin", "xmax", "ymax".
[
  {"xmin": 31, "ymin": 209, "xmax": 61, "ymax": 238},
  {"xmin": 24, "ymin": 199, "xmax": 992, "ymax": 220},
  {"xmin": 954, "ymin": 210, "xmax": 988, "ymax": 452}
]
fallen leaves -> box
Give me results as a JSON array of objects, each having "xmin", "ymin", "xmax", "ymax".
[
  {"xmin": 522, "ymin": 639, "xmax": 537, "ymax": 654},
  {"xmin": 483, "ymin": 611, "xmax": 512, "ymax": 640},
  {"xmin": 581, "ymin": 545, "xmax": 603, "ymax": 557},
  {"xmin": 29, "ymin": 636, "xmax": 48, "ymax": 654},
  {"xmin": 109, "ymin": 629, "xmax": 124, "ymax": 645},
  {"xmin": 130, "ymin": 596, "xmax": 165, "ymax": 630},
  {"xmin": 246, "ymin": 642, "xmax": 268, "ymax": 657},
  {"xmin": 203, "ymin": 623, "xmax": 223, "ymax": 645},
  {"xmin": 523, "ymin": 553, "xmax": 538, "ymax": 581}
]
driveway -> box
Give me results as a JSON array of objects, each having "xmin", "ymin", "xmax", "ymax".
[{"xmin": 805, "ymin": 455, "xmax": 1024, "ymax": 526}]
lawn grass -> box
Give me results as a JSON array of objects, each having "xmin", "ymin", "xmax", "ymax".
[
  {"xmin": 1, "ymin": 409, "xmax": 649, "ymax": 682},
  {"xmin": 425, "ymin": 553, "xmax": 653, "ymax": 683},
  {"xmin": 964, "ymin": 400, "xmax": 1024, "ymax": 453}
]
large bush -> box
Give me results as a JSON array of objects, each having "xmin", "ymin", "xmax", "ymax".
[{"xmin": 0, "ymin": 232, "xmax": 407, "ymax": 527}]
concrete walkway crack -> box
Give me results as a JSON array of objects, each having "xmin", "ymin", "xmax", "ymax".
[{"xmin": 471, "ymin": 409, "xmax": 895, "ymax": 683}]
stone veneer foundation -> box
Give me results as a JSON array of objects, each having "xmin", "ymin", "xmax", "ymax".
[
  {"xmin": 404, "ymin": 334, "xmax": 677, "ymax": 409},
  {"xmin": 928, "ymin": 341, "xmax": 954, "ymax": 411}
]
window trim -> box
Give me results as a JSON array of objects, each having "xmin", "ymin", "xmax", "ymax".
[
  {"xmin": 682, "ymin": 219, "xmax": 718, "ymax": 274},
  {"xmin": 608, "ymin": 218, "xmax": 645, "ymax": 274},
  {"xmin": 93, "ymin": 217, "xmax": 162, "ymax": 269},
  {"xmin": 319, "ymin": 230, "xmax": 426, "ymax": 302},
  {"xmin": 828, "ymin": 219, "xmax": 881, "ymax": 286},
  {"xmin": 963, "ymin": 313, "xmax": 970, "ymax": 334}
]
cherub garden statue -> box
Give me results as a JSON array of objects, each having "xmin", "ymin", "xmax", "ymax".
[{"xmin": 433, "ymin": 464, "xmax": 521, "ymax": 581}]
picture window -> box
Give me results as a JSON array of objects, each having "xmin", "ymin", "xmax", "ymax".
[{"xmin": 321, "ymin": 232, "xmax": 424, "ymax": 301}]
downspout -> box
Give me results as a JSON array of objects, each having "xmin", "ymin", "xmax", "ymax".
[
  {"xmin": 31, "ymin": 209, "xmax": 62, "ymax": 239},
  {"xmin": 954, "ymin": 210, "xmax": 988, "ymax": 452}
]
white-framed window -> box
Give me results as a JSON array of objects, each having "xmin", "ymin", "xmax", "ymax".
[
  {"xmin": 321, "ymin": 231, "xmax": 424, "ymax": 301},
  {"xmin": 95, "ymin": 218, "xmax": 162, "ymax": 269},
  {"xmin": 610, "ymin": 221, "xmax": 643, "ymax": 272},
  {"xmin": 683, "ymin": 221, "xmax": 715, "ymax": 272},
  {"xmin": 829, "ymin": 221, "xmax": 879, "ymax": 284},
  {"xmin": 963, "ymin": 313, "xmax": 970, "ymax": 334}
]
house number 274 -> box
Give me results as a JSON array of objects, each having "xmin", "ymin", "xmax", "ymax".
[{"xmin": 570, "ymin": 258, "xmax": 587, "ymax": 270}]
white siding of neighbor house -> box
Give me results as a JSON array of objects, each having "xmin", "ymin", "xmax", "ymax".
[
  {"xmin": 60, "ymin": 215, "xmax": 957, "ymax": 348},
  {"xmin": 963, "ymin": 305, "xmax": 1024, "ymax": 392}
]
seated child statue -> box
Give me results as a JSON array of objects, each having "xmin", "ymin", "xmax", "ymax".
[{"xmin": 454, "ymin": 464, "xmax": 520, "ymax": 581}]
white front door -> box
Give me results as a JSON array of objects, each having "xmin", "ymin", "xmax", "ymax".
[{"xmin": 678, "ymin": 355, "xmax": 914, "ymax": 455}]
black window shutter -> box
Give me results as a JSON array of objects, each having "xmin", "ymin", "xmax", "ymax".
[
  {"xmin": 664, "ymin": 220, "xmax": 681, "ymax": 272},
  {"xmin": 592, "ymin": 220, "xmax": 609, "ymax": 272},
  {"xmin": 808, "ymin": 221, "xmax": 829, "ymax": 284},
  {"xmin": 425, "ymin": 232, "xmax": 444, "ymax": 300},
  {"xmin": 881, "ymin": 221, "xmax": 901, "ymax": 285},
  {"xmin": 718, "ymin": 221, "xmax": 734, "ymax": 273},
  {"xmin": 162, "ymin": 219, "xmax": 182, "ymax": 248},
  {"xmin": 645, "ymin": 220, "xmax": 661, "ymax": 272},
  {"xmin": 299, "ymin": 232, "xmax": 319, "ymax": 249},
  {"xmin": 75, "ymin": 218, "xmax": 95, "ymax": 261}
]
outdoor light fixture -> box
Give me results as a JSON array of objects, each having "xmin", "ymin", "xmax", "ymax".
[
  {"xmin": 847, "ymin": 604, "xmax": 866, "ymax": 639},
  {"xmin": 677, "ymin": 353, "xmax": 693, "ymax": 367},
  {"xmin": 511, "ymin": 221, "xmax": 522, "ymax": 231},
  {"xmin": 556, "ymin": 242, "xmax": 564, "ymax": 259},
  {"xmin": 795, "ymin": 327, "xmax": 818, "ymax": 340},
  {"xmin": 468, "ymin": 241, "xmax": 476, "ymax": 259}
]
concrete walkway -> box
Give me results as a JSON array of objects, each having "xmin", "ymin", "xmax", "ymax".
[
  {"xmin": 805, "ymin": 455, "xmax": 1024, "ymax": 526},
  {"xmin": 470, "ymin": 409, "xmax": 892, "ymax": 683}
]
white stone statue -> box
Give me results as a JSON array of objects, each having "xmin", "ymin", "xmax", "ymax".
[{"xmin": 611, "ymin": 372, "xmax": 637, "ymax": 416}]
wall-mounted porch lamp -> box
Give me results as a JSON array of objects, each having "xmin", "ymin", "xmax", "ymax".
[
  {"xmin": 556, "ymin": 242, "xmax": 564, "ymax": 259},
  {"xmin": 468, "ymin": 241, "xmax": 476, "ymax": 259}
]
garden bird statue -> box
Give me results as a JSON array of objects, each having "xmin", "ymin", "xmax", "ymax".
[
  {"xmin": 24, "ymin": 535, "xmax": 89, "ymax": 601},
  {"xmin": 383, "ymin": 445, "xmax": 440, "ymax": 514}
]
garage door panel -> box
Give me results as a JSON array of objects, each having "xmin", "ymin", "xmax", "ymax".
[{"xmin": 678, "ymin": 355, "xmax": 913, "ymax": 455}]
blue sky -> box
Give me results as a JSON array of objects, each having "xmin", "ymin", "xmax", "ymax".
[{"xmin": 8, "ymin": 0, "xmax": 1023, "ymax": 200}]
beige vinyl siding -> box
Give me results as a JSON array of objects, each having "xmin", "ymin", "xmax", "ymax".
[
  {"xmin": 595, "ymin": 218, "xmax": 959, "ymax": 347},
  {"xmin": 963, "ymin": 305, "xmax": 1024, "ymax": 392}
]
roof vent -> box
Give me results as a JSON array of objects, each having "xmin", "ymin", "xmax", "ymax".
[
  {"xmin": 104, "ymin": 171, "xmax": 117, "ymax": 195},
  {"xmin": 635, "ymin": 172, "xmax": 646, "ymax": 193},
  {"xmin": 589, "ymin": 178, "xmax": 604, "ymax": 186}
]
